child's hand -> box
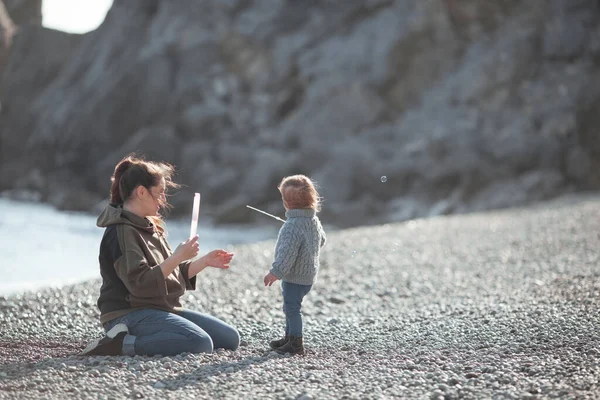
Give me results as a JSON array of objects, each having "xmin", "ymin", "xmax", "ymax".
[{"xmin": 264, "ymin": 272, "xmax": 279, "ymax": 287}]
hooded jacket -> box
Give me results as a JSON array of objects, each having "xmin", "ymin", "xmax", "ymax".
[{"xmin": 96, "ymin": 204, "xmax": 195, "ymax": 325}]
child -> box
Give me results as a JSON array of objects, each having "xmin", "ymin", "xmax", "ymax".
[{"xmin": 263, "ymin": 175, "xmax": 327, "ymax": 355}]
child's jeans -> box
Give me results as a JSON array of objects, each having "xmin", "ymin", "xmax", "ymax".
[{"xmin": 282, "ymin": 280, "xmax": 312, "ymax": 337}]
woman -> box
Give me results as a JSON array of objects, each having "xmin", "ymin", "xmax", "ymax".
[{"xmin": 82, "ymin": 154, "xmax": 240, "ymax": 356}]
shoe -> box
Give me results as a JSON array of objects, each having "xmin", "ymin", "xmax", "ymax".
[
  {"xmin": 81, "ymin": 323, "xmax": 129, "ymax": 356},
  {"xmin": 269, "ymin": 334, "xmax": 289, "ymax": 350},
  {"xmin": 275, "ymin": 335, "xmax": 304, "ymax": 355}
]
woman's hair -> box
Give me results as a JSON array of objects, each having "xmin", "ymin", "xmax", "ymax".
[
  {"xmin": 278, "ymin": 174, "xmax": 321, "ymax": 212},
  {"xmin": 109, "ymin": 153, "xmax": 180, "ymax": 232}
]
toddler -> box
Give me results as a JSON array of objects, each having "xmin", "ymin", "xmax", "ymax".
[{"xmin": 264, "ymin": 175, "xmax": 326, "ymax": 355}]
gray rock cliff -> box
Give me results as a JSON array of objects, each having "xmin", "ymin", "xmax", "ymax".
[{"xmin": 1, "ymin": 0, "xmax": 599, "ymax": 227}]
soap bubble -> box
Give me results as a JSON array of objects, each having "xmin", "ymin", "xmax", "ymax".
[{"xmin": 380, "ymin": 176, "xmax": 387, "ymax": 183}]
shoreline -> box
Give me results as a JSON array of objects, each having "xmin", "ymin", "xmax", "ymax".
[
  {"xmin": 0, "ymin": 197, "xmax": 279, "ymax": 297},
  {"xmin": 1, "ymin": 194, "xmax": 599, "ymax": 399}
]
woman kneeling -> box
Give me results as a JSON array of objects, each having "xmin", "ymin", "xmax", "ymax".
[{"xmin": 82, "ymin": 154, "xmax": 239, "ymax": 356}]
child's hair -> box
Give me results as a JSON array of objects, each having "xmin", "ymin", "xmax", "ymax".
[
  {"xmin": 109, "ymin": 153, "xmax": 180, "ymax": 232},
  {"xmin": 278, "ymin": 175, "xmax": 321, "ymax": 212}
]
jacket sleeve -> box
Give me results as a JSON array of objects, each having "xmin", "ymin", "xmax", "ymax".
[
  {"xmin": 179, "ymin": 261, "xmax": 197, "ymax": 290},
  {"xmin": 114, "ymin": 227, "xmax": 167, "ymax": 298},
  {"xmin": 269, "ymin": 222, "xmax": 302, "ymax": 279}
]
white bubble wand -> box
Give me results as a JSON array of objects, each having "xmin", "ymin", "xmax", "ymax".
[
  {"xmin": 246, "ymin": 205, "xmax": 285, "ymax": 223},
  {"xmin": 190, "ymin": 193, "xmax": 201, "ymax": 239}
]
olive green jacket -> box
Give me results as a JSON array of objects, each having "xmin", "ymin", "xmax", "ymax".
[{"xmin": 96, "ymin": 204, "xmax": 195, "ymax": 325}]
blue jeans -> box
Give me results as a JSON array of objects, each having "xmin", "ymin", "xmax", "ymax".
[
  {"xmin": 282, "ymin": 281, "xmax": 312, "ymax": 337},
  {"xmin": 104, "ymin": 308, "xmax": 240, "ymax": 356}
]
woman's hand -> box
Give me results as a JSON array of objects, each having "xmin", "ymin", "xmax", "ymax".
[
  {"xmin": 187, "ymin": 249, "xmax": 234, "ymax": 278},
  {"xmin": 173, "ymin": 235, "xmax": 199, "ymax": 262},
  {"xmin": 264, "ymin": 272, "xmax": 279, "ymax": 287},
  {"xmin": 202, "ymin": 249, "xmax": 234, "ymax": 269},
  {"xmin": 160, "ymin": 236, "xmax": 199, "ymax": 279}
]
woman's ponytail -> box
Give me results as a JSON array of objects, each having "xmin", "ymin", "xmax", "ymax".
[{"xmin": 110, "ymin": 157, "xmax": 133, "ymax": 204}]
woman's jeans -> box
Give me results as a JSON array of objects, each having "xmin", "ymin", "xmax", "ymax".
[
  {"xmin": 104, "ymin": 308, "xmax": 240, "ymax": 356},
  {"xmin": 282, "ymin": 281, "xmax": 312, "ymax": 337}
]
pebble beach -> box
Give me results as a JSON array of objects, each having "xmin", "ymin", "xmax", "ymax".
[{"xmin": 1, "ymin": 194, "xmax": 599, "ymax": 399}]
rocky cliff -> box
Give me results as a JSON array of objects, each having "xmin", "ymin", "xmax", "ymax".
[{"xmin": 1, "ymin": 0, "xmax": 599, "ymax": 227}]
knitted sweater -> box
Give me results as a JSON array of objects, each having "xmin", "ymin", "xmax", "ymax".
[{"xmin": 269, "ymin": 208, "xmax": 327, "ymax": 285}]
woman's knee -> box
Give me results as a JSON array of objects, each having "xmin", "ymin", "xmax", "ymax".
[
  {"xmin": 219, "ymin": 326, "xmax": 241, "ymax": 351},
  {"xmin": 227, "ymin": 327, "xmax": 241, "ymax": 351},
  {"xmin": 214, "ymin": 326, "xmax": 240, "ymax": 351},
  {"xmin": 186, "ymin": 332, "xmax": 214, "ymax": 354}
]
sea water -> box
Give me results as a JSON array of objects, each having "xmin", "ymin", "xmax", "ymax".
[{"xmin": 0, "ymin": 198, "xmax": 276, "ymax": 295}]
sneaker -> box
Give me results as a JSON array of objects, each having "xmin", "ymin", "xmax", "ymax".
[
  {"xmin": 275, "ymin": 335, "xmax": 304, "ymax": 355},
  {"xmin": 81, "ymin": 323, "xmax": 129, "ymax": 356},
  {"xmin": 269, "ymin": 334, "xmax": 289, "ymax": 350}
]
